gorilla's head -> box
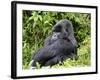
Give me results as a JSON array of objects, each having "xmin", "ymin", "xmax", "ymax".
[{"xmin": 52, "ymin": 19, "xmax": 74, "ymax": 40}]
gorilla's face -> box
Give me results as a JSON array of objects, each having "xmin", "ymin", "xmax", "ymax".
[{"xmin": 52, "ymin": 19, "xmax": 73, "ymax": 40}]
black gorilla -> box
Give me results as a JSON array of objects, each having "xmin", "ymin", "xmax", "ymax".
[{"xmin": 31, "ymin": 19, "xmax": 77, "ymax": 68}]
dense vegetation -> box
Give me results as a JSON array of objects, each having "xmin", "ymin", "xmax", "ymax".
[{"xmin": 22, "ymin": 10, "xmax": 91, "ymax": 69}]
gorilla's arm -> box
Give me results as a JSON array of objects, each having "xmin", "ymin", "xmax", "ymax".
[
  {"xmin": 32, "ymin": 46, "xmax": 58, "ymax": 67},
  {"xmin": 44, "ymin": 55, "xmax": 62, "ymax": 66},
  {"xmin": 44, "ymin": 54, "xmax": 70, "ymax": 66},
  {"xmin": 32, "ymin": 39, "xmax": 74, "ymax": 67}
]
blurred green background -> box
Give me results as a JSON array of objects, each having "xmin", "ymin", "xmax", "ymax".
[{"xmin": 22, "ymin": 10, "xmax": 91, "ymax": 69}]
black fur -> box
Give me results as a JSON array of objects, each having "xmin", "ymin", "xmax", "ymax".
[{"xmin": 31, "ymin": 19, "xmax": 77, "ymax": 67}]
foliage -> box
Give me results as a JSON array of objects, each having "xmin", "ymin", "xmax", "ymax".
[{"xmin": 22, "ymin": 10, "xmax": 91, "ymax": 69}]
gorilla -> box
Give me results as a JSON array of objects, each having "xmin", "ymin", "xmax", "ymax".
[{"xmin": 31, "ymin": 19, "xmax": 77, "ymax": 68}]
